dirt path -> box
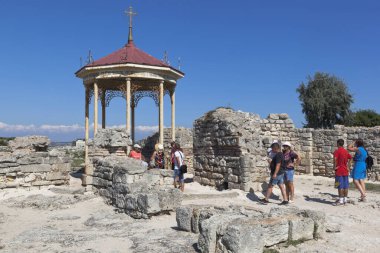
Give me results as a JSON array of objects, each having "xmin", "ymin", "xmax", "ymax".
[{"xmin": 0, "ymin": 175, "xmax": 379, "ymax": 253}]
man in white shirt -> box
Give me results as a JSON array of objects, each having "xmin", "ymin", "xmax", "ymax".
[{"xmin": 173, "ymin": 144, "xmax": 185, "ymax": 192}]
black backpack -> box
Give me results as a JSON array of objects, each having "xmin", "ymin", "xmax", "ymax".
[{"xmin": 365, "ymin": 151, "xmax": 374, "ymax": 172}]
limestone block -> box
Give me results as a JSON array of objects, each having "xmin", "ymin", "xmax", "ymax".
[
  {"xmin": 176, "ymin": 206, "xmax": 193, "ymax": 232},
  {"xmin": 24, "ymin": 173, "xmax": 37, "ymax": 183},
  {"xmin": 8, "ymin": 136, "xmax": 50, "ymax": 151},
  {"xmin": 17, "ymin": 156, "xmax": 44, "ymax": 165},
  {"xmin": 303, "ymin": 209, "xmax": 326, "ymax": 239},
  {"xmin": 268, "ymin": 114, "xmax": 279, "ymax": 120},
  {"xmin": 221, "ymin": 217, "xmax": 264, "ymax": 253},
  {"xmin": 46, "ymin": 171, "xmax": 68, "ymax": 181},
  {"xmin": 0, "ymin": 155, "xmax": 17, "ymax": 163},
  {"xmin": 137, "ymin": 192, "xmax": 161, "ymax": 214},
  {"xmin": 198, "ymin": 214, "xmax": 244, "ymax": 253},
  {"xmin": 51, "ymin": 163, "xmax": 71, "ymax": 172},
  {"xmin": 289, "ymin": 216, "xmax": 315, "ymax": 241},
  {"xmin": 93, "ymin": 128, "xmax": 132, "ymax": 148},
  {"xmin": 261, "ymin": 217, "xmax": 289, "ymax": 246},
  {"xmin": 19, "ymin": 164, "xmax": 52, "ymax": 173},
  {"xmin": 32, "ymin": 180, "xmax": 64, "ymax": 186},
  {"xmin": 92, "ymin": 177, "xmax": 111, "ymax": 188}
]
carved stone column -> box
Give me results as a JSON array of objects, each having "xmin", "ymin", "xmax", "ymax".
[
  {"xmin": 101, "ymin": 89, "xmax": 106, "ymax": 129},
  {"xmin": 84, "ymin": 85, "xmax": 90, "ymax": 173},
  {"xmin": 93, "ymin": 82, "xmax": 98, "ymax": 136},
  {"xmin": 171, "ymin": 89, "xmax": 176, "ymax": 141},
  {"xmin": 126, "ymin": 78, "xmax": 131, "ymax": 137},
  {"xmin": 131, "ymin": 101, "xmax": 135, "ymax": 143},
  {"xmin": 159, "ymin": 80, "xmax": 164, "ymax": 145}
]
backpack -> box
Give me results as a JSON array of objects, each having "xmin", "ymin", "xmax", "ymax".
[{"xmin": 366, "ymin": 154, "xmax": 374, "ymax": 172}]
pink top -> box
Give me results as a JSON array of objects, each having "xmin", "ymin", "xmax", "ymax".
[{"xmin": 129, "ymin": 150, "xmax": 142, "ymax": 160}]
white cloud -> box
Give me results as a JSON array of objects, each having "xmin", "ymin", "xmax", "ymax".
[{"xmin": 0, "ymin": 121, "xmax": 159, "ymax": 136}]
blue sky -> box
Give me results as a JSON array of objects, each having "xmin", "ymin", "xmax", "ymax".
[{"xmin": 0, "ymin": 0, "xmax": 379, "ymax": 141}]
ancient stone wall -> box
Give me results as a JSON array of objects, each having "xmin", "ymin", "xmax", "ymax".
[
  {"xmin": 311, "ymin": 126, "xmax": 380, "ymax": 179},
  {"xmin": 193, "ymin": 108, "xmax": 267, "ymax": 191},
  {"xmin": 0, "ymin": 136, "xmax": 71, "ymax": 189},
  {"xmin": 91, "ymin": 156, "xmax": 182, "ymax": 219},
  {"xmin": 193, "ymin": 108, "xmax": 380, "ymax": 191}
]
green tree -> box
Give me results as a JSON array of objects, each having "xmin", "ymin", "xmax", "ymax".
[
  {"xmin": 297, "ymin": 72, "xmax": 353, "ymax": 129},
  {"xmin": 347, "ymin": 109, "xmax": 380, "ymax": 127}
]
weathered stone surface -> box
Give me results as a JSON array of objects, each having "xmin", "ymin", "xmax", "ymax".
[
  {"xmin": 92, "ymin": 155, "xmax": 182, "ymax": 219},
  {"xmin": 198, "ymin": 214, "xmax": 244, "ymax": 253},
  {"xmin": 8, "ymin": 136, "xmax": 50, "ymax": 151},
  {"xmin": 289, "ymin": 216, "xmax": 315, "ymax": 241},
  {"xmin": 221, "ymin": 218, "xmax": 264, "ymax": 253},
  {"xmin": 176, "ymin": 206, "xmax": 193, "ymax": 232},
  {"xmin": 93, "ymin": 128, "xmax": 132, "ymax": 148},
  {"xmin": 19, "ymin": 164, "xmax": 52, "ymax": 173}
]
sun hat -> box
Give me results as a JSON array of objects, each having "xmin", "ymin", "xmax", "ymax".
[
  {"xmin": 282, "ymin": 141, "xmax": 292, "ymax": 148},
  {"xmin": 133, "ymin": 144, "xmax": 142, "ymax": 149},
  {"xmin": 157, "ymin": 144, "xmax": 164, "ymax": 150}
]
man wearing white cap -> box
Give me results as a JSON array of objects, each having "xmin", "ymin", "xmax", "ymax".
[{"xmin": 282, "ymin": 141, "xmax": 301, "ymax": 203}]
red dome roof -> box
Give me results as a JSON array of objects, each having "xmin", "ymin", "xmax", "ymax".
[{"xmin": 87, "ymin": 42, "xmax": 170, "ymax": 68}]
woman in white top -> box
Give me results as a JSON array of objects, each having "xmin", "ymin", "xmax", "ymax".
[{"xmin": 173, "ymin": 143, "xmax": 185, "ymax": 192}]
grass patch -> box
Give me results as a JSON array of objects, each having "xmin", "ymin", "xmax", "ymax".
[
  {"xmin": 349, "ymin": 182, "xmax": 380, "ymax": 193},
  {"xmin": 0, "ymin": 137, "xmax": 15, "ymax": 146}
]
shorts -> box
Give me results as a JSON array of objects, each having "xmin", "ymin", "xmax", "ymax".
[
  {"xmin": 269, "ymin": 173, "xmax": 284, "ymax": 187},
  {"xmin": 173, "ymin": 169, "xmax": 184, "ymax": 183},
  {"xmin": 284, "ymin": 169, "xmax": 294, "ymax": 182},
  {"xmin": 335, "ymin": 176, "xmax": 349, "ymax": 190}
]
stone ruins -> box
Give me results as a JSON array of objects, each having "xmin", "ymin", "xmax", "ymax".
[
  {"xmin": 88, "ymin": 128, "xmax": 183, "ymax": 218},
  {"xmin": 0, "ymin": 136, "xmax": 71, "ymax": 189},
  {"xmin": 176, "ymin": 205, "xmax": 326, "ymax": 253},
  {"xmin": 193, "ymin": 107, "xmax": 380, "ymax": 191}
]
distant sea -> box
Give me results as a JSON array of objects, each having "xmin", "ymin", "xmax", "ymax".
[{"xmin": 50, "ymin": 142, "xmax": 72, "ymax": 147}]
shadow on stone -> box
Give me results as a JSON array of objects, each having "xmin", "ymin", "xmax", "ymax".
[{"xmin": 192, "ymin": 243, "xmax": 201, "ymax": 253}]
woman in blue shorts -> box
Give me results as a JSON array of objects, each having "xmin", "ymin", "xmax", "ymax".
[{"xmin": 348, "ymin": 139, "xmax": 368, "ymax": 202}]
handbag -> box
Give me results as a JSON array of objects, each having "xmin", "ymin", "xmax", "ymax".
[{"xmin": 178, "ymin": 151, "xmax": 187, "ymax": 174}]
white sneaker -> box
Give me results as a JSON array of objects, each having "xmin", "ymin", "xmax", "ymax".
[{"xmin": 289, "ymin": 200, "xmax": 294, "ymax": 204}]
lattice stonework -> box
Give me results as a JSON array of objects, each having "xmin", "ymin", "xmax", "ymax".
[
  {"xmin": 85, "ymin": 86, "xmax": 94, "ymax": 105},
  {"xmin": 88, "ymin": 80, "xmax": 175, "ymax": 108},
  {"xmin": 105, "ymin": 90, "xmax": 125, "ymax": 107}
]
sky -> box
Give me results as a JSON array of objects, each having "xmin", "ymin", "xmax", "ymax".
[{"xmin": 0, "ymin": 0, "xmax": 379, "ymax": 141}]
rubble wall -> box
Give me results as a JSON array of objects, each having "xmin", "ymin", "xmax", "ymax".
[
  {"xmin": 0, "ymin": 136, "xmax": 71, "ymax": 189},
  {"xmin": 193, "ymin": 108, "xmax": 380, "ymax": 190},
  {"xmin": 193, "ymin": 108, "xmax": 267, "ymax": 191}
]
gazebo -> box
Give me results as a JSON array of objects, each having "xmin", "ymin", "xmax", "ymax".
[{"xmin": 75, "ymin": 7, "xmax": 184, "ymax": 167}]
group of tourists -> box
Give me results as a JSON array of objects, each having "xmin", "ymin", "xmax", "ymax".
[
  {"xmin": 260, "ymin": 141, "xmax": 301, "ymax": 205},
  {"xmin": 128, "ymin": 141, "xmax": 186, "ymax": 192},
  {"xmin": 260, "ymin": 138, "xmax": 370, "ymax": 206}
]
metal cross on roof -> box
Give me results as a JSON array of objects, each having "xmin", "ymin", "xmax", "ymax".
[{"xmin": 125, "ymin": 6, "xmax": 137, "ymax": 43}]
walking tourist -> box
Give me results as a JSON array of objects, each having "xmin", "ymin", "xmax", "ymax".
[
  {"xmin": 173, "ymin": 143, "xmax": 185, "ymax": 192},
  {"xmin": 333, "ymin": 139, "xmax": 352, "ymax": 206},
  {"xmin": 260, "ymin": 142, "xmax": 288, "ymax": 205},
  {"xmin": 348, "ymin": 139, "xmax": 368, "ymax": 202},
  {"xmin": 129, "ymin": 144, "xmax": 145, "ymax": 161},
  {"xmin": 282, "ymin": 141, "xmax": 301, "ymax": 203},
  {"xmin": 150, "ymin": 144, "xmax": 165, "ymax": 169}
]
